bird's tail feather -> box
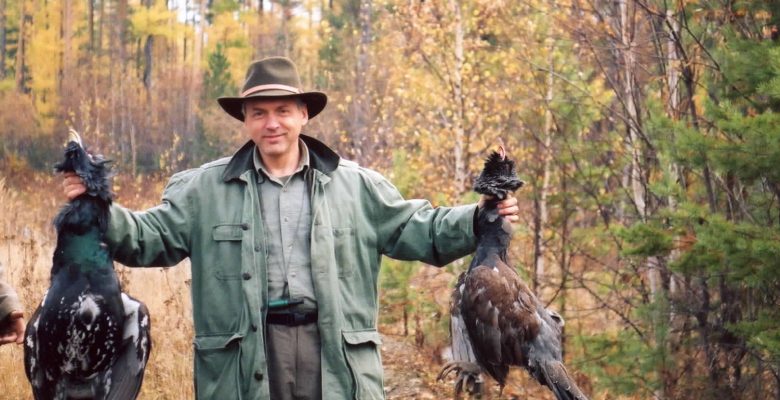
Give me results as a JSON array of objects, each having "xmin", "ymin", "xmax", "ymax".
[{"xmin": 537, "ymin": 359, "xmax": 589, "ymax": 400}]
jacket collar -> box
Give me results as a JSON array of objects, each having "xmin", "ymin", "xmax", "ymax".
[{"xmin": 222, "ymin": 134, "xmax": 340, "ymax": 182}]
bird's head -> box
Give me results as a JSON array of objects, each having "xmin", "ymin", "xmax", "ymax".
[
  {"xmin": 55, "ymin": 129, "xmax": 113, "ymax": 203},
  {"xmin": 473, "ymin": 143, "xmax": 524, "ymax": 200}
]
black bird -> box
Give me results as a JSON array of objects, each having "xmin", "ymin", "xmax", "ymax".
[
  {"xmin": 24, "ymin": 130, "xmax": 151, "ymax": 400},
  {"xmin": 439, "ymin": 145, "xmax": 588, "ymax": 400}
]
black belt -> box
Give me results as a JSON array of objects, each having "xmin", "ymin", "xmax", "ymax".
[{"xmin": 266, "ymin": 311, "xmax": 318, "ymax": 326}]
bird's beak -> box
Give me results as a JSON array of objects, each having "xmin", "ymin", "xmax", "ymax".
[
  {"xmin": 67, "ymin": 129, "xmax": 83, "ymax": 147},
  {"xmin": 497, "ymin": 138, "xmax": 506, "ymax": 160}
]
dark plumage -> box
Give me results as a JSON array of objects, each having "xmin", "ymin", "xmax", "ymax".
[
  {"xmin": 24, "ymin": 130, "xmax": 151, "ymax": 400},
  {"xmin": 439, "ymin": 145, "xmax": 588, "ymax": 400}
]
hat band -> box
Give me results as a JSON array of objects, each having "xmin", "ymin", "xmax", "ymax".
[{"xmin": 242, "ymin": 84, "xmax": 302, "ymax": 97}]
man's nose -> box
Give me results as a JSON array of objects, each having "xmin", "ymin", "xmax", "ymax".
[{"xmin": 265, "ymin": 114, "xmax": 280, "ymax": 129}]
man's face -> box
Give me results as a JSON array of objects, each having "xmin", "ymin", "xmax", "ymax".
[{"xmin": 243, "ymin": 97, "xmax": 308, "ymax": 161}]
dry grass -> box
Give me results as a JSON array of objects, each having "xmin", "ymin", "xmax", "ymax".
[
  {"xmin": 0, "ymin": 171, "xmax": 193, "ymax": 399},
  {"xmin": 0, "ymin": 168, "xmax": 615, "ymax": 400}
]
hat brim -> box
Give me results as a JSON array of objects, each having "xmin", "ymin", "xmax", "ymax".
[{"xmin": 218, "ymin": 91, "xmax": 328, "ymax": 122}]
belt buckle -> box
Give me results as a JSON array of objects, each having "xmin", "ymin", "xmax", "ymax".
[{"xmin": 292, "ymin": 312, "xmax": 307, "ymax": 326}]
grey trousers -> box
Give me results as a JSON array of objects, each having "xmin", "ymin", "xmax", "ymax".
[{"xmin": 266, "ymin": 322, "xmax": 323, "ymax": 400}]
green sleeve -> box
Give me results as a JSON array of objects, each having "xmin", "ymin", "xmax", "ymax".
[
  {"xmin": 366, "ymin": 172, "xmax": 478, "ymax": 266},
  {"xmin": 106, "ymin": 170, "xmax": 195, "ymax": 267}
]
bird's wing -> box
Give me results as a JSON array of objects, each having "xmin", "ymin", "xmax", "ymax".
[
  {"xmin": 535, "ymin": 359, "xmax": 589, "ymax": 400},
  {"xmin": 462, "ymin": 262, "xmax": 540, "ymax": 384},
  {"xmin": 443, "ymin": 272, "xmax": 488, "ymax": 395},
  {"xmin": 24, "ymin": 306, "xmax": 48, "ymax": 400},
  {"xmin": 107, "ymin": 293, "xmax": 151, "ymax": 399},
  {"xmin": 451, "ymin": 273, "xmax": 479, "ymax": 364}
]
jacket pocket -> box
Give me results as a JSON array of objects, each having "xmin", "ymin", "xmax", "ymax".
[
  {"xmin": 194, "ymin": 333, "xmax": 243, "ymax": 400},
  {"xmin": 342, "ymin": 329, "xmax": 384, "ymax": 399},
  {"xmin": 212, "ymin": 224, "xmax": 246, "ymax": 280},
  {"xmin": 333, "ymin": 227, "xmax": 355, "ymax": 278}
]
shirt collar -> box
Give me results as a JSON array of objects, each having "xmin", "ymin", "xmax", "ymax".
[
  {"xmin": 253, "ymin": 139, "xmax": 310, "ymax": 182},
  {"xmin": 222, "ymin": 134, "xmax": 339, "ymax": 183}
]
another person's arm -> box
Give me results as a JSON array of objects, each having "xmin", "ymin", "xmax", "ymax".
[{"xmin": 0, "ymin": 262, "xmax": 24, "ymax": 346}]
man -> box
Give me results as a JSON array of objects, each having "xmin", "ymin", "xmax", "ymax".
[
  {"xmin": 63, "ymin": 56, "xmax": 519, "ymax": 399},
  {"xmin": 0, "ymin": 262, "xmax": 25, "ymax": 346}
]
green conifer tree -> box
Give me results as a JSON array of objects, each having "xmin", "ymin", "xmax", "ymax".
[{"xmin": 203, "ymin": 43, "xmax": 233, "ymax": 104}]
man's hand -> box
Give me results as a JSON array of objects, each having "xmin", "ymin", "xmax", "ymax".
[
  {"xmin": 479, "ymin": 194, "xmax": 520, "ymax": 223},
  {"xmin": 63, "ymin": 172, "xmax": 87, "ymax": 200},
  {"xmin": 0, "ymin": 311, "xmax": 25, "ymax": 346}
]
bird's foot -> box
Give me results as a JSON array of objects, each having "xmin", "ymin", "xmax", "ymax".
[{"xmin": 438, "ymin": 361, "xmax": 486, "ymax": 398}]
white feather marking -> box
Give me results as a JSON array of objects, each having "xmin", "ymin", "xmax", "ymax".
[
  {"xmin": 121, "ymin": 293, "xmax": 141, "ymax": 342},
  {"xmin": 77, "ymin": 295, "xmax": 101, "ymax": 326},
  {"xmin": 104, "ymin": 370, "xmax": 112, "ymax": 394},
  {"xmin": 27, "ymin": 314, "xmax": 40, "ymax": 348}
]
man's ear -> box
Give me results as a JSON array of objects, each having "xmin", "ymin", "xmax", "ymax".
[{"xmin": 301, "ymin": 105, "xmax": 309, "ymax": 126}]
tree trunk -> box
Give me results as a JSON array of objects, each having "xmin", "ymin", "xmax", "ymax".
[
  {"xmin": 15, "ymin": 0, "xmax": 28, "ymax": 92},
  {"xmin": 61, "ymin": 0, "xmax": 74, "ymax": 95},
  {"xmin": 130, "ymin": 123, "xmax": 137, "ymax": 177},
  {"xmin": 533, "ymin": 20, "xmax": 555, "ymax": 296},
  {"xmin": 143, "ymin": 35, "xmax": 154, "ymax": 90},
  {"xmin": 277, "ymin": 1, "xmax": 292, "ymax": 56},
  {"xmin": 559, "ymin": 169, "xmax": 571, "ymax": 360},
  {"xmin": 618, "ymin": 0, "xmax": 660, "ymax": 297},
  {"xmin": 620, "ymin": 0, "xmax": 645, "ymax": 219},
  {"xmin": 0, "ymin": 0, "xmax": 6, "ymax": 79},
  {"xmin": 449, "ymin": 0, "xmax": 467, "ymax": 194},
  {"xmin": 117, "ymin": 0, "xmax": 131, "ymax": 171},
  {"xmin": 87, "ymin": 0, "xmax": 94, "ymax": 50},
  {"xmin": 189, "ymin": 0, "xmax": 205, "ymax": 139},
  {"xmin": 350, "ymin": 0, "xmax": 372, "ymax": 163},
  {"xmin": 97, "ymin": 0, "xmax": 105, "ymax": 54},
  {"xmin": 256, "ymin": 0, "xmax": 267, "ymax": 57},
  {"xmin": 661, "ymin": 7, "xmax": 684, "ymax": 397}
]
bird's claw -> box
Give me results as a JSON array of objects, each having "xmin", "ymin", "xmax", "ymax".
[{"xmin": 438, "ymin": 361, "xmax": 485, "ymax": 398}]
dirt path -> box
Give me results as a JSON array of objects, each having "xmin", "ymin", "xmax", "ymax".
[
  {"xmin": 382, "ymin": 333, "xmax": 555, "ymax": 400},
  {"xmin": 382, "ymin": 333, "xmax": 448, "ymax": 399}
]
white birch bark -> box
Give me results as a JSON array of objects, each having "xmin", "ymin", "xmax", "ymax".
[{"xmin": 449, "ymin": 0, "xmax": 467, "ymax": 194}]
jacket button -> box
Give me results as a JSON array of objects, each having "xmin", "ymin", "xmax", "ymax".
[
  {"xmin": 254, "ymin": 371, "xmax": 263, "ymax": 381},
  {"xmin": 251, "ymin": 324, "xmax": 258, "ymax": 332},
  {"xmin": 241, "ymin": 223, "xmax": 249, "ymax": 230},
  {"xmin": 242, "ymin": 272, "xmax": 252, "ymax": 280}
]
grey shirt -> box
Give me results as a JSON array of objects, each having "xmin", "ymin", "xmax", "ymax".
[{"xmin": 253, "ymin": 141, "xmax": 316, "ymax": 312}]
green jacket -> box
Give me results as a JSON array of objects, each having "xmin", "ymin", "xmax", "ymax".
[{"xmin": 107, "ymin": 135, "xmax": 478, "ymax": 399}]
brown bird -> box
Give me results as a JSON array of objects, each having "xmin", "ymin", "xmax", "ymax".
[{"xmin": 439, "ymin": 145, "xmax": 588, "ymax": 400}]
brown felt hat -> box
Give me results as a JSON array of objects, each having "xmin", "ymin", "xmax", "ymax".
[{"xmin": 218, "ymin": 57, "xmax": 328, "ymax": 121}]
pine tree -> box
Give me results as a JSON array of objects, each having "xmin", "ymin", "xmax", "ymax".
[{"xmin": 203, "ymin": 43, "xmax": 233, "ymax": 103}]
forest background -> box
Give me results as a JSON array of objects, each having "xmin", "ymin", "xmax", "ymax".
[{"xmin": 0, "ymin": 0, "xmax": 779, "ymax": 399}]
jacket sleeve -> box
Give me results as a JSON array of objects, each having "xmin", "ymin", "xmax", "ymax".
[
  {"xmin": 364, "ymin": 171, "xmax": 478, "ymax": 267},
  {"xmin": 0, "ymin": 263, "xmax": 22, "ymax": 321},
  {"xmin": 105, "ymin": 170, "xmax": 196, "ymax": 267}
]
